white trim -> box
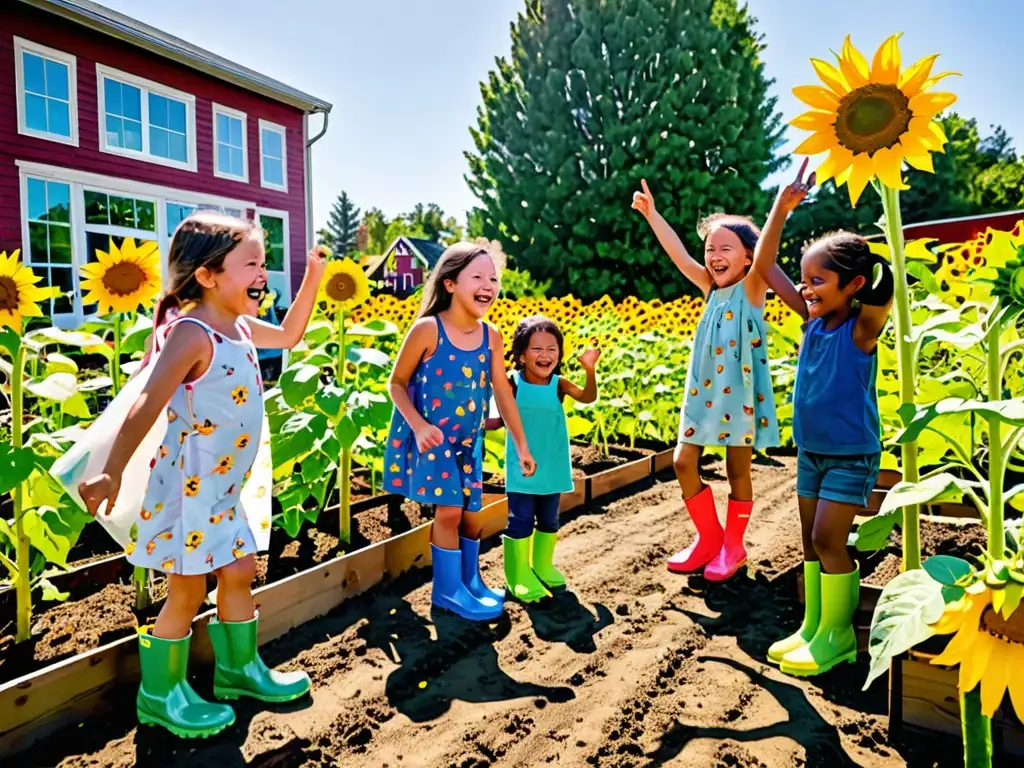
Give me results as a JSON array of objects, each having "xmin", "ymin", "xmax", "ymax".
[
  {"xmin": 901, "ymin": 209, "xmax": 1024, "ymax": 230},
  {"xmin": 13, "ymin": 37, "xmax": 79, "ymax": 147},
  {"xmin": 20, "ymin": 174, "xmax": 80, "ymax": 327},
  {"xmin": 212, "ymin": 102, "xmax": 249, "ymax": 183},
  {"xmin": 254, "ymin": 207, "xmax": 291, "ymax": 307},
  {"xmin": 16, "ymin": 160, "xmax": 256, "ymax": 211},
  {"xmin": 258, "ymin": 119, "xmax": 288, "ymax": 192},
  {"xmin": 95, "ymin": 63, "xmax": 198, "ymax": 172}
]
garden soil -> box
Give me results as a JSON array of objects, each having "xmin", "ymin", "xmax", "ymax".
[{"xmin": 19, "ymin": 457, "xmax": 971, "ymax": 767}]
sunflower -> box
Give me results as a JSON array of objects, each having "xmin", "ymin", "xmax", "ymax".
[
  {"xmin": 79, "ymin": 237, "xmax": 161, "ymax": 315},
  {"xmin": 791, "ymin": 34, "xmax": 958, "ymax": 205},
  {"xmin": 0, "ymin": 250, "xmax": 54, "ymax": 330},
  {"xmin": 929, "ymin": 587, "xmax": 1024, "ymax": 719},
  {"xmin": 988, "ymin": 245, "xmax": 1024, "ymax": 312},
  {"xmin": 319, "ymin": 258, "xmax": 370, "ymax": 314}
]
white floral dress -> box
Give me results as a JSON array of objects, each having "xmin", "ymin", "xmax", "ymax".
[{"xmin": 128, "ymin": 316, "xmax": 271, "ymax": 575}]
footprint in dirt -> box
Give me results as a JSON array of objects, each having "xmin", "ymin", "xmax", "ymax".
[
  {"xmin": 358, "ymin": 598, "xmax": 575, "ymax": 723},
  {"xmin": 521, "ymin": 589, "xmax": 614, "ymax": 653}
]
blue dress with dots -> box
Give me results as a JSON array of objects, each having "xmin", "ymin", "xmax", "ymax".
[
  {"xmin": 678, "ymin": 280, "xmax": 780, "ymax": 450},
  {"xmin": 384, "ymin": 317, "xmax": 491, "ymax": 511}
]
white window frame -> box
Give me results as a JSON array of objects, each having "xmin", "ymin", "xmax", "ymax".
[
  {"xmin": 258, "ymin": 119, "xmax": 288, "ymax": 192},
  {"xmin": 255, "ymin": 207, "xmax": 291, "ymax": 307},
  {"xmin": 212, "ymin": 103, "xmax": 249, "ymax": 183},
  {"xmin": 17, "ymin": 160, "xmax": 256, "ymax": 327},
  {"xmin": 13, "ymin": 37, "xmax": 79, "ymax": 147},
  {"xmin": 96, "ymin": 64, "xmax": 197, "ymax": 172}
]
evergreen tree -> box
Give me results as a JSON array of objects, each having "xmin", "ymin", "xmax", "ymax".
[
  {"xmin": 325, "ymin": 191, "xmax": 361, "ymax": 255},
  {"xmin": 465, "ymin": 0, "xmax": 784, "ymax": 301}
]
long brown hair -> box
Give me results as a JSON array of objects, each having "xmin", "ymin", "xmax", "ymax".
[
  {"xmin": 417, "ymin": 242, "xmax": 493, "ymax": 319},
  {"xmin": 143, "ymin": 212, "xmax": 256, "ymax": 363}
]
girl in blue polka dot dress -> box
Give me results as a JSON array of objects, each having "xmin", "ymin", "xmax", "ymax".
[{"xmin": 385, "ymin": 243, "xmax": 536, "ymax": 621}]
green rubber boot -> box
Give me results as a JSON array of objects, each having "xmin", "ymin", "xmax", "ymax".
[
  {"xmin": 504, "ymin": 535, "xmax": 550, "ymax": 602},
  {"xmin": 780, "ymin": 564, "xmax": 859, "ymax": 677},
  {"xmin": 136, "ymin": 630, "xmax": 235, "ymax": 739},
  {"xmin": 207, "ymin": 614, "xmax": 311, "ymax": 703},
  {"xmin": 767, "ymin": 560, "xmax": 821, "ymax": 665},
  {"xmin": 531, "ymin": 530, "xmax": 566, "ymax": 589}
]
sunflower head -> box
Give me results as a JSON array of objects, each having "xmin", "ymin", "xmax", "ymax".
[
  {"xmin": 791, "ymin": 34, "xmax": 959, "ymax": 205},
  {"xmin": 0, "ymin": 250, "xmax": 55, "ymax": 331},
  {"xmin": 79, "ymin": 237, "xmax": 161, "ymax": 316},
  {"xmin": 989, "ymin": 246, "xmax": 1024, "ymax": 313},
  {"xmin": 319, "ymin": 258, "xmax": 370, "ymax": 314}
]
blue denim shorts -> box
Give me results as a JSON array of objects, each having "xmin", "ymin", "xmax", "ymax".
[{"xmin": 796, "ymin": 449, "xmax": 880, "ymax": 507}]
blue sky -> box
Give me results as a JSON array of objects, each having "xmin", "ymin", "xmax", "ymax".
[{"xmin": 98, "ymin": 0, "xmax": 1021, "ymax": 231}]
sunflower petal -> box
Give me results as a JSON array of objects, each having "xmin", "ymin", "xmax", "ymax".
[
  {"xmin": 870, "ymin": 33, "xmax": 902, "ymax": 85},
  {"xmin": 921, "ymin": 71, "xmax": 960, "ymax": 92},
  {"xmin": 932, "ymin": 595, "xmax": 986, "ymax": 666},
  {"xmin": 793, "ymin": 131, "xmax": 837, "ymax": 156},
  {"xmin": 789, "ymin": 110, "xmax": 836, "ymax": 131},
  {"xmin": 814, "ymin": 146, "xmax": 854, "ymax": 186},
  {"xmin": 904, "ymin": 152, "xmax": 935, "ymax": 173},
  {"xmin": 792, "ymin": 85, "xmax": 839, "ymax": 111},
  {"xmin": 810, "ymin": 58, "xmax": 850, "ymax": 97},
  {"xmin": 846, "ymin": 153, "xmax": 875, "ymax": 207},
  {"xmin": 980, "ymin": 640, "xmax": 1010, "ymax": 717},
  {"xmin": 961, "ymin": 632, "xmax": 995, "ymax": 692},
  {"xmin": 928, "ymin": 120, "xmax": 949, "ymax": 152},
  {"xmin": 898, "ymin": 54, "xmax": 939, "ymax": 99},
  {"xmin": 928, "ymin": 597, "xmax": 970, "ymax": 635},
  {"xmin": 838, "ymin": 35, "xmax": 870, "ymax": 90},
  {"xmin": 1007, "ymin": 659, "xmax": 1024, "ymax": 722},
  {"xmin": 910, "ymin": 91, "xmax": 958, "ymax": 119},
  {"xmin": 872, "ymin": 146, "xmax": 907, "ymax": 190}
]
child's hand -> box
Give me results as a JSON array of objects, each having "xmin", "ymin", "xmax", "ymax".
[
  {"xmin": 79, "ymin": 474, "xmax": 120, "ymax": 517},
  {"xmin": 777, "ymin": 157, "xmax": 816, "ymax": 213},
  {"xmin": 631, "ymin": 179, "xmax": 657, "ymax": 219},
  {"xmin": 579, "ymin": 348, "xmax": 601, "ymax": 370},
  {"xmin": 306, "ymin": 245, "xmax": 330, "ymax": 283},
  {"xmin": 519, "ymin": 448, "xmax": 537, "ymax": 478},
  {"xmin": 414, "ymin": 423, "xmax": 444, "ymax": 453}
]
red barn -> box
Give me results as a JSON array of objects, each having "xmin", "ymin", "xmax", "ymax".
[
  {"xmin": 865, "ymin": 209, "xmax": 1024, "ymax": 245},
  {"xmin": 0, "ymin": 0, "xmax": 332, "ymax": 327}
]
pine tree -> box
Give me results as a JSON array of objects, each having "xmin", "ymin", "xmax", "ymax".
[
  {"xmin": 465, "ymin": 0, "xmax": 784, "ymax": 301},
  {"xmin": 325, "ymin": 192, "xmax": 361, "ymax": 255}
]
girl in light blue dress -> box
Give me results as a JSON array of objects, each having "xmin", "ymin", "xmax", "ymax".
[{"xmin": 632, "ymin": 179, "xmax": 782, "ymax": 583}]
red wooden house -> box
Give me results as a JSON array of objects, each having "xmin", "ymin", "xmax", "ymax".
[
  {"xmin": 0, "ymin": 0, "xmax": 332, "ymax": 327},
  {"xmin": 363, "ymin": 236, "xmax": 446, "ymax": 297},
  {"xmin": 865, "ymin": 209, "xmax": 1024, "ymax": 244}
]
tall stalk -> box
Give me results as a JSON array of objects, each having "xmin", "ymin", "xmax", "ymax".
[
  {"xmin": 12, "ymin": 342, "xmax": 31, "ymax": 642},
  {"xmin": 961, "ymin": 686, "xmax": 993, "ymax": 767},
  {"xmin": 337, "ymin": 310, "xmax": 351, "ymax": 545},
  {"xmin": 879, "ymin": 186, "xmax": 921, "ymax": 571},
  {"xmin": 985, "ymin": 306, "xmax": 1005, "ymax": 557}
]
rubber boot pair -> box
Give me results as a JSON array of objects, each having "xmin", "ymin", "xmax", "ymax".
[
  {"xmin": 136, "ymin": 614, "xmax": 310, "ymax": 739},
  {"xmin": 666, "ymin": 486, "xmax": 751, "ymax": 581},
  {"xmin": 770, "ymin": 562, "xmax": 860, "ymax": 676},
  {"xmin": 503, "ymin": 530, "xmax": 565, "ymax": 602},
  {"xmin": 430, "ymin": 538, "xmax": 504, "ymax": 621}
]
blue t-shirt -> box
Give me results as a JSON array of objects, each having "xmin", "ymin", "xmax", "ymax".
[{"xmin": 792, "ymin": 316, "xmax": 881, "ymax": 456}]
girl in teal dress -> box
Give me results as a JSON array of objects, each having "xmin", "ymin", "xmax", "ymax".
[
  {"xmin": 385, "ymin": 242, "xmax": 536, "ymax": 621},
  {"xmin": 632, "ymin": 179, "xmax": 785, "ymax": 583}
]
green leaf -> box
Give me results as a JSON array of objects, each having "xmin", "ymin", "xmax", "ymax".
[
  {"xmin": 21, "ymin": 507, "xmax": 73, "ymax": 568},
  {"xmin": 32, "ymin": 328, "xmax": 105, "ymax": 347},
  {"xmin": 0, "ymin": 445, "xmax": 35, "ymax": 495},
  {"xmin": 348, "ymin": 320, "xmax": 399, "ymax": 337},
  {"xmin": 121, "ymin": 325, "xmax": 152, "ymax": 356},
  {"xmin": 336, "ymin": 415, "xmax": 361, "ymax": 449},
  {"xmin": 347, "ymin": 346, "xmax": 391, "ymax": 368},
  {"xmin": 25, "ymin": 468, "xmax": 67, "ymax": 511},
  {"xmin": 905, "ymin": 261, "xmax": 942, "ymax": 296},
  {"xmin": 28, "ymin": 372, "xmax": 78, "ymax": 401},
  {"xmin": 348, "ymin": 390, "xmax": 390, "ymax": 429},
  {"xmin": 0, "ymin": 326, "xmax": 21, "ymax": 356},
  {"xmin": 898, "ymin": 398, "xmax": 1024, "ymax": 444},
  {"xmin": 303, "ymin": 320, "xmax": 335, "ymax": 347},
  {"xmin": 863, "ymin": 570, "xmax": 945, "ymax": 690},
  {"xmin": 941, "ymin": 585, "xmax": 965, "ymax": 604},
  {"xmin": 922, "ymin": 555, "xmax": 972, "ymax": 586},
  {"xmin": 850, "ymin": 513, "xmax": 900, "ymax": 552},
  {"xmin": 315, "ymin": 383, "xmax": 346, "ymax": 420},
  {"xmin": 279, "ymin": 363, "xmax": 320, "ymax": 408},
  {"xmin": 39, "ymin": 577, "xmax": 70, "ymax": 602},
  {"xmin": 301, "ymin": 451, "xmax": 330, "ymax": 485},
  {"xmin": 78, "ymin": 375, "xmax": 113, "ymax": 392},
  {"xmin": 44, "ymin": 353, "xmax": 78, "ymax": 375},
  {"xmin": 61, "ymin": 392, "xmax": 93, "ymax": 419},
  {"xmin": 566, "ymin": 415, "xmax": 593, "ymax": 438},
  {"xmin": 878, "ymin": 473, "xmax": 975, "ymax": 515},
  {"xmin": 998, "ymin": 582, "xmax": 1024, "ymax": 619},
  {"xmin": 274, "ymin": 412, "xmax": 327, "ymax": 467}
]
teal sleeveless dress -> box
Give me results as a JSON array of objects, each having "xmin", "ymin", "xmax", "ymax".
[
  {"xmin": 679, "ymin": 280, "xmax": 780, "ymax": 450},
  {"xmin": 505, "ymin": 372, "xmax": 574, "ymax": 495}
]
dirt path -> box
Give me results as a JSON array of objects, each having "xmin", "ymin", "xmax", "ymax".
[{"xmin": 23, "ymin": 458, "xmax": 964, "ymax": 767}]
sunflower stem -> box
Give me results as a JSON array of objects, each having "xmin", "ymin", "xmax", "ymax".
[
  {"xmin": 337, "ymin": 310, "xmax": 351, "ymax": 546},
  {"xmin": 12, "ymin": 339, "xmax": 32, "ymax": 643},
  {"xmin": 111, "ymin": 312, "xmax": 122, "ymax": 396},
  {"xmin": 961, "ymin": 685, "xmax": 993, "ymax": 768},
  {"xmin": 986, "ymin": 304, "xmax": 1005, "ymax": 560},
  {"xmin": 879, "ymin": 186, "xmax": 921, "ymax": 571}
]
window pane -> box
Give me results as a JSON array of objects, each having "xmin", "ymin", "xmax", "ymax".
[
  {"xmin": 51, "ymin": 268, "xmax": 73, "ymax": 315},
  {"xmin": 262, "ymin": 128, "xmax": 282, "ymax": 158},
  {"xmin": 264, "ymin": 157, "xmax": 284, "ymax": 186},
  {"xmin": 228, "ymin": 117, "xmax": 242, "ymax": 147},
  {"xmin": 122, "ymin": 83, "xmax": 141, "ymax": 120},
  {"xmin": 217, "ymin": 144, "xmax": 231, "ymax": 174},
  {"xmin": 230, "ymin": 147, "xmax": 244, "ymax": 177},
  {"xmin": 168, "ymin": 132, "xmax": 187, "ymax": 162},
  {"xmin": 49, "ymin": 225, "xmax": 72, "ymax": 263},
  {"xmin": 44, "ymin": 58, "xmax": 69, "ymax": 101},
  {"xmin": 168, "ymin": 100, "xmax": 186, "ymax": 134},
  {"xmin": 104, "ymin": 78, "xmax": 121, "ymax": 114},
  {"xmin": 108, "ymin": 195, "xmax": 136, "ymax": 228},
  {"xmin": 47, "ymin": 182, "xmax": 70, "ymax": 223},
  {"xmin": 47, "ymin": 99, "xmax": 71, "ymax": 137},
  {"xmin": 84, "ymin": 191, "xmax": 108, "ymax": 224},
  {"xmin": 151, "ymin": 127, "xmax": 169, "ymax": 159},
  {"xmin": 104, "ymin": 114, "xmax": 123, "ymax": 148},
  {"xmin": 262, "ymin": 216, "xmax": 285, "ymax": 271},
  {"xmin": 166, "ymin": 203, "xmax": 197, "ymax": 233},
  {"xmin": 85, "ymin": 232, "xmax": 116, "ymax": 268},
  {"xmin": 148, "ymin": 93, "xmax": 168, "ymax": 128},
  {"xmin": 28, "ymin": 221, "xmax": 48, "ymax": 261},
  {"xmin": 23, "ymin": 52, "xmax": 45, "ymax": 94},
  {"xmin": 27, "ymin": 178, "xmax": 47, "ymax": 220},
  {"xmin": 124, "ymin": 118, "xmax": 143, "ymax": 151},
  {"xmin": 217, "ymin": 112, "xmax": 229, "ymax": 138},
  {"xmin": 25, "ymin": 93, "xmax": 47, "ymax": 132},
  {"xmin": 136, "ymin": 200, "xmax": 156, "ymax": 231}
]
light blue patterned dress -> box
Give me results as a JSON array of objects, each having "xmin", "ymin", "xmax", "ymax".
[{"xmin": 678, "ymin": 280, "xmax": 780, "ymax": 450}]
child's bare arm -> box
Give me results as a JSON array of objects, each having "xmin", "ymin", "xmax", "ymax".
[
  {"xmin": 632, "ymin": 180, "xmax": 713, "ymax": 298},
  {"xmin": 246, "ymin": 247, "xmax": 328, "ymax": 349},
  {"xmin": 489, "ymin": 327, "xmax": 535, "ymax": 475},
  {"xmin": 387, "ymin": 320, "xmax": 440, "ymax": 446},
  {"xmin": 558, "ymin": 348, "xmax": 600, "ymax": 404}
]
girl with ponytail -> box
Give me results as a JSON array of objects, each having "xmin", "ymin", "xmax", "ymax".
[{"xmin": 750, "ymin": 159, "xmax": 895, "ymax": 680}]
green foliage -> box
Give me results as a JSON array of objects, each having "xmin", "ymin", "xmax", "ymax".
[
  {"xmin": 466, "ymin": 0, "xmax": 784, "ymax": 301},
  {"xmin": 323, "ymin": 191, "xmax": 362, "ymax": 256},
  {"xmin": 499, "ymin": 266, "xmax": 552, "ymax": 299}
]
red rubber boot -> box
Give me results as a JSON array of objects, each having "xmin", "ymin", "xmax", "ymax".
[
  {"xmin": 703, "ymin": 499, "xmax": 753, "ymax": 581},
  {"xmin": 667, "ymin": 486, "xmax": 723, "ymax": 573}
]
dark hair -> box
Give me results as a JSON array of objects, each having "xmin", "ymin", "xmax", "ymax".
[
  {"xmin": 807, "ymin": 231, "xmax": 895, "ymax": 306},
  {"xmin": 417, "ymin": 242, "xmax": 493, "ymax": 319},
  {"xmin": 697, "ymin": 213, "xmax": 761, "ymax": 254},
  {"xmin": 143, "ymin": 212, "xmax": 256, "ymax": 363},
  {"xmin": 511, "ymin": 315, "xmax": 564, "ymax": 373}
]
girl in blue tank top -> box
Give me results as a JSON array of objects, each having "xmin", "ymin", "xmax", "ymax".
[
  {"xmin": 384, "ymin": 243, "xmax": 536, "ymax": 622},
  {"xmin": 750, "ymin": 159, "xmax": 894, "ymax": 680},
  {"xmin": 486, "ymin": 316, "xmax": 600, "ymax": 602}
]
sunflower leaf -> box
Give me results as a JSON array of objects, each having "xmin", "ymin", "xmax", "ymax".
[
  {"xmin": 0, "ymin": 326, "xmax": 20, "ymax": 357},
  {"xmin": 999, "ymin": 582, "xmax": 1023, "ymax": 619},
  {"xmin": 897, "ymin": 398, "xmax": 1024, "ymax": 444},
  {"xmin": 863, "ymin": 570, "xmax": 945, "ymax": 690},
  {"xmin": 923, "ymin": 555, "xmax": 972, "ymax": 586}
]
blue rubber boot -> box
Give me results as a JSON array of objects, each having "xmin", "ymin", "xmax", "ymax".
[
  {"xmin": 431, "ymin": 544, "xmax": 504, "ymax": 621},
  {"xmin": 460, "ymin": 536, "xmax": 505, "ymax": 604}
]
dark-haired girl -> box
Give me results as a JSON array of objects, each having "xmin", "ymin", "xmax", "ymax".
[
  {"xmin": 751, "ymin": 161, "xmax": 894, "ymax": 678},
  {"xmin": 486, "ymin": 316, "xmax": 600, "ymax": 601},
  {"xmin": 384, "ymin": 243, "xmax": 536, "ymax": 621},
  {"xmin": 632, "ymin": 180, "xmax": 784, "ymax": 582},
  {"xmin": 73, "ymin": 213, "xmax": 325, "ymax": 737}
]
